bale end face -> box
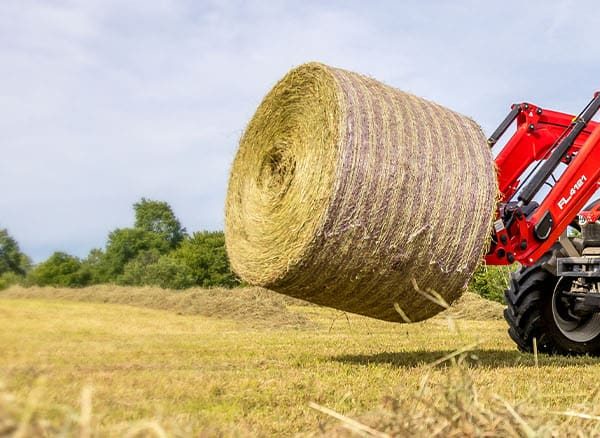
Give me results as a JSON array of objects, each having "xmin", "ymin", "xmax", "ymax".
[{"xmin": 225, "ymin": 63, "xmax": 340, "ymax": 286}]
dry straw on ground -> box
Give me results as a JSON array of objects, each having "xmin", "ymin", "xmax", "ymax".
[
  {"xmin": 225, "ymin": 62, "xmax": 497, "ymax": 322},
  {"xmin": 0, "ymin": 285, "xmax": 312, "ymax": 328}
]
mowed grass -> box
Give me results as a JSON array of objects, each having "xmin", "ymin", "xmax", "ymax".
[{"xmin": 1, "ymin": 287, "xmax": 600, "ymax": 436}]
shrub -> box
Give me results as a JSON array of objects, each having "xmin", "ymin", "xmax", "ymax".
[
  {"xmin": 80, "ymin": 248, "xmax": 106, "ymax": 284},
  {"xmin": 118, "ymin": 249, "xmax": 162, "ymax": 286},
  {"xmin": 28, "ymin": 252, "xmax": 91, "ymax": 287},
  {"xmin": 144, "ymin": 256, "xmax": 196, "ymax": 289},
  {"xmin": 117, "ymin": 232, "xmax": 238, "ymax": 289},
  {"xmin": 99, "ymin": 228, "xmax": 170, "ymax": 280},
  {"xmin": 169, "ymin": 231, "xmax": 239, "ymax": 288},
  {"xmin": 0, "ymin": 272, "xmax": 22, "ymax": 290},
  {"xmin": 469, "ymin": 264, "xmax": 513, "ymax": 303}
]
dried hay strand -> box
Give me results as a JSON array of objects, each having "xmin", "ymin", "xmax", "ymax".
[{"xmin": 225, "ymin": 62, "xmax": 497, "ymax": 322}]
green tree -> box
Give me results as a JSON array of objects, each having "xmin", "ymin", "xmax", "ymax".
[
  {"xmin": 80, "ymin": 248, "xmax": 106, "ymax": 284},
  {"xmin": 144, "ymin": 256, "xmax": 195, "ymax": 289},
  {"xmin": 118, "ymin": 249, "xmax": 162, "ymax": 286},
  {"xmin": 118, "ymin": 249, "xmax": 196, "ymax": 289},
  {"xmin": 28, "ymin": 252, "xmax": 90, "ymax": 287},
  {"xmin": 0, "ymin": 228, "xmax": 30, "ymax": 276},
  {"xmin": 169, "ymin": 231, "xmax": 239, "ymax": 288},
  {"xmin": 117, "ymin": 231, "xmax": 238, "ymax": 289},
  {"xmin": 100, "ymin": 228, "xmax": 170, "ymax": 280},
  {"xmin": 134, "ymin": 198, "xmax": 186, "ymax": 248}
]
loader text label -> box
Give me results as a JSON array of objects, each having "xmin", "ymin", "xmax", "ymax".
[{"xmin": 558, "ymin": 175, "xmax": 587, "ymax": 210}]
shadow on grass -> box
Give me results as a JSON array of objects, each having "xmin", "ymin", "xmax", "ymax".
[{"xmin": 332, "ymin": 349, "xmax": 600, "ymax": 369}]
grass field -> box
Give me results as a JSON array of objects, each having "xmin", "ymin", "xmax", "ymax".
[{"xmin": 2, "ymin": 286, "xmax": 600, "ymax": 436}]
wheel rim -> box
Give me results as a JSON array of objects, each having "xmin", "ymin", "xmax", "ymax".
[{"xmin": 552, "ymin": 278, "xmax": 600, "ymax": 343}]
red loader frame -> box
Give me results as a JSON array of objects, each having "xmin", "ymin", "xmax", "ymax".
[{"xmin": 485, "ymin": 93, "xmax": 600, "ymax": 267}]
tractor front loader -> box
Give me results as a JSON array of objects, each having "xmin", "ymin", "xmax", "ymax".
[{"xmin": 486, "ymin": 93, "xmax": 600, "ymax": 355}]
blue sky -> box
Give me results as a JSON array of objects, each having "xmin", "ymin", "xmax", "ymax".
[{"xmin": 2, "ymin": 0, "xmax": 599, "ymax": 262}]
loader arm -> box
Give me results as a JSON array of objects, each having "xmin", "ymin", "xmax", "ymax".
[{"xmin": 485, "ymin": 93, "xmax": 600, "ymax": 266}]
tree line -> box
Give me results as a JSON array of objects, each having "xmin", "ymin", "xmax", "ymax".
[{"xmin": 0, "ymin": 199, "xmax": 239, "ymax": 290}]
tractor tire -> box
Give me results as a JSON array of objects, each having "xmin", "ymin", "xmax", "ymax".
[{"xmin": 504, "ymin": 254, "xmax": 600, "ymax": 356}]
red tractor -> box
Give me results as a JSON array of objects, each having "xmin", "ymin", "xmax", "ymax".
[{"xmin": 486, "ymin": 93, "xmax": 600, "ymax": 355}]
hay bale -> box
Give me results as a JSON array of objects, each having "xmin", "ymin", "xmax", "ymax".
[{"xmin": 225, "ymin": 62, "xmax": 497, "ymax": 322}]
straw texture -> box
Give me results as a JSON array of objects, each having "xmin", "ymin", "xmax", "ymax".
[{"xmin": 225, "ymin": 62, "xmax": 497, "ymax": 322}]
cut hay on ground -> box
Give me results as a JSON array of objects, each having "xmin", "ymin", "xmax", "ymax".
[
  {"xmin": 226, "ymin": 62, "xmax": 497, "ymax": 323},
  {"xmin": 441, "ymin": 291, "xmax": 504, "ymax": 321},
  {"xmin": 4, "ymin": 347, "xmax": 600, "ymax": 437},
  {"xmin": 0, "ymin": 285, "xmax": 311, "ymax": 328}
]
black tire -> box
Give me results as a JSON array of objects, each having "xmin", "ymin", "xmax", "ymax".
[{"xmin": 504, "ymin": 254, "xmax": 600, "ymax": 356}]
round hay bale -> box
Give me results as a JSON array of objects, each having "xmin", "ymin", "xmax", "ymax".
[{"xmin": 225, "ymin": 62, "xmax": 497, "ymax": 322}]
